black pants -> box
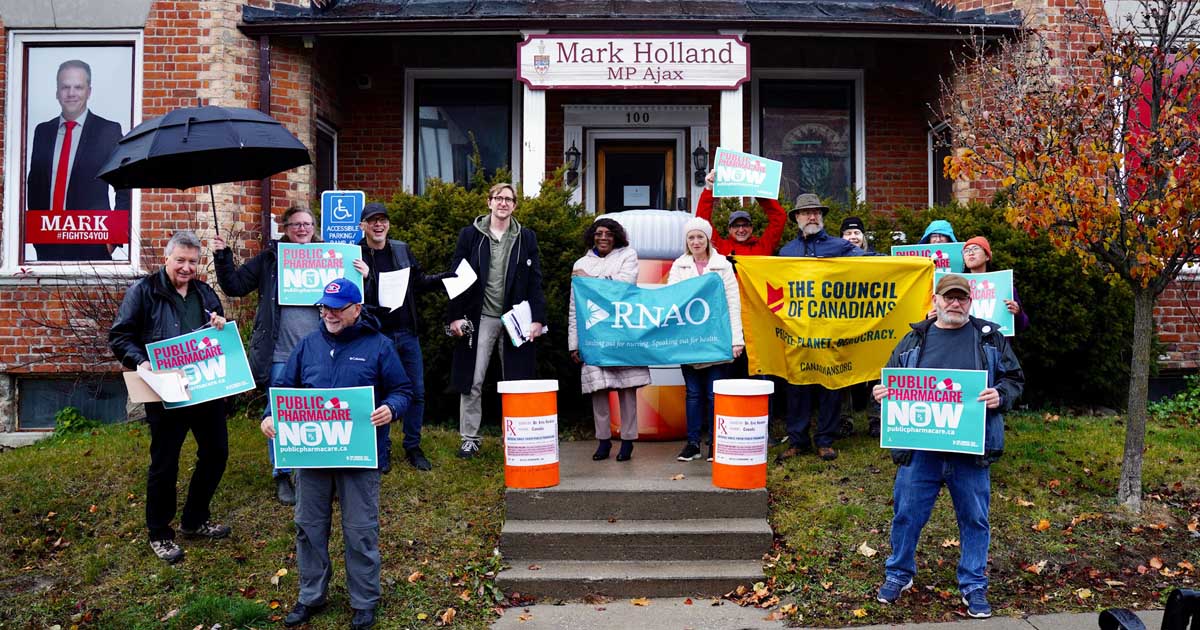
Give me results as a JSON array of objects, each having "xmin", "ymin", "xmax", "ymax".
[
  {"xmin": 145, "ymin": 400, "xmax": 228, "ymax": 541},
  {"xmin": 785, "ymin": 384, "xmax": 840, "ymax": 448}
]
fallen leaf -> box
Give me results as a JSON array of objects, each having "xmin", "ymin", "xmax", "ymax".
[
  {"xmin": 684, "ymin": 598, "xmax": 693, "ymax": 605},
  {"xmin": 408, "ymin": 570, "xmax": 425, "ymax": 583},
  {"xmin": 439, "ymin": 607, "xmax": 456, "ymax": 624},
  {"xmin": 941, "ymin": 538, "xmax": 960, "ymax": 548},
  {"xmin": 1178, "ymin": 561, "xmax": 1195, "ymax": 573},
  {"xmin": 270, "ymin": 568, "xmax": 287, "ymax": 586},
  {"xmin": 852, "ymin": 608, "xmax": 868, "ymax": 618},
  {"xmin": 670, "ymin": 474, "xmax": 686, "ymax": 481},
  {"xmin": 527, "ymin": 564, "xmax": 541, "ymax": 571},
  {"xmin": 1188, "ymin": 519, "xmax": 1198, "ymax": 532},
  {"xmin": 269, "ymin": 600, "xmax": 281, "ymax": 609},
  {"xmin": 1137, "ymin": 565, "xmax": 1149, "ymax": 574},
  {"xmin": 518, "ymin": 613, "xmax": 532, "ymax": 622},
  {"xmin": 631, "ymin": 597, "xmax": 651, "ymax": 606},
  {"xmin": 1016, "ymin": 497, "xmax": 1035, "ymax": 507},
  {"xmin": 88, "ymin": 505, "xmax": 98, "ymax": 513},
  {"xmin": 1025, "ymin": 560, "xmax": 1048, "ymax": 575},
  {"xmin": 857, "ymin": 541, "xmax": 878, "ymax": 557},
  {"xmin": 417, "ymin": 612, "xmax": 429, "ymax": 620},
  {"xmin": 1160, "ymin": 568, "xmax": 1179, "ymax": 577},
  {"xmin": 764, "ymin": 611, "xmax": 786, "ymax": 621},
  {"xmin": 820, "ymin": 581, "xmax": 833, "ymax": 590},
  {"xmin": 1048, "ymin": 479, "xmax": 1061, "ymax": 490},
  {"xmin": 1104, "ymin": 580, "xmax": 1126, "ymax": 587},
  {"xmin": 1149, "ymin": 557, "xmax": 1164, "ymax": 569},
  {"xmin": 159, "ymin": 609, "xmax": 179, "ymax": 622},
  {"xmin": 458, "ymin": 590, "xmax": 471, "ymax": 602},
  {"xmin": 1075, "ymin": 588, "xmax": 1093, "ymax": 600},
  {"xmin": 1033, "ymin": 519, "xmax": 1051, "ymax": 532}
]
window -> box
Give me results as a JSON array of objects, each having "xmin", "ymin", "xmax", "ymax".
[
  {"xmin": 929, "ymin": 123, "xmax": 954, "ymax": 206},
  {"xmin": 759, "ymin": 79, "xmax": 856, "ymax": 203},
  {"xmin": 315, "ymin": 118, "xmax": 337, "ymax": 196},
  {"xmin": 3, "ymin": 31, "xmax": 142, "ymax": 273},
  {"xmin": 17, "ymin": 376, "xmax": 128, "ymax": 430},
  {"xmin": 413, "ymin": 79, "xmax": 512, "ymax": 194}
]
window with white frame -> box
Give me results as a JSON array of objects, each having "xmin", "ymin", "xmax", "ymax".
[
  {"xmin": 929, "ymin": 123, "xmax": 954, "ymax": 207},
  {"xmin": 315, "ymin": 118, "xmax": 337, "ymax": 196},
  {"xmin": 757, "ymin": 78, "xmax": 858, "ymax": 203},
  {"xmin": 412, "ymin": 79, "xmax": 513, "ymax": 195},
  {"xmin": 3, "ymin": 31, "xmax": 142, "ymax": 273}
]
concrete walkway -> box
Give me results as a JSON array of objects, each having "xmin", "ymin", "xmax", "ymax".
[{"xmin": 490, "ymin": 598, "xmax": 1163, "ymax": 629}]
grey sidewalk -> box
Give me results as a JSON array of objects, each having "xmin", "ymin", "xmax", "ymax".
[{"xmin": 490, "ymin": 598, "xmax": 1163, "ymax": 629}]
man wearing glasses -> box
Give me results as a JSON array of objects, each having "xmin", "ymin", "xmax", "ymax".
[
  {"xmin": 352, "ymin": 202, "xmax": 454, "ymax": 471},
  {"xmin": 871, "ymin": 273, "xmax": 1024, "ymax": 619},
  {"xmin": 446, "ymin": 183, "xmax": 547, "ymax": 459}
]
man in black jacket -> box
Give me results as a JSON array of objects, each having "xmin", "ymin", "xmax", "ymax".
[
  {"xmin": 352, "ymin": 202, "xmax": 452, "ymax": 471},
  {"xmin": 109, "ymin": 231, "xmax": 232, "ymax": 564},
  {"xmin": 446, "ymin": 183, "xmax": 546, "ymax": 459}
]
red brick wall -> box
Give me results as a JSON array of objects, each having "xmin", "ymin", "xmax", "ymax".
[{"xmin": 1155, "ymin": 276, "xmax": 1200, "ymax": 370}]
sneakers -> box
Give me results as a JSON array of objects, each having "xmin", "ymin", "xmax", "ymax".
[
  {"xmin": 774, "ymin": 444, "xmax": 810, "ymax": 464},
  {"xmin": 676, "ymin": 442, "xmax": 702, "ymax": 461},
  {"xmin": 592, "ymin": 439, "xmax": 612, "ymax": 461},
  {"xmin": 818, "ymin": 446, "xmax": 839, "ymax": 461},
  {"xmin": 615, "ymin": 439, "xmax": 634, "ymax": 462},
  {"xmin": 456, "ymin": 440, "xmax": 480, "ymax": 459},
  {"xmin": 876, "ymin": 577, "xmax": 913, "ymax": 604},
  {"xmin": 350, "ymin": 606, "xmax": 378, "ymax": 630},
  {"xmin": 180, "ymin": 520, "xmax": 231, "ymax": 539},
  {"xmin": 406, "ymin": 447, "xmax": 432, "ymax": 471},
  {"xmin": 275, "ymin": 474, "xmax": 296, "ymax": 506},
  {"xmin": 284, "ymin": 600, "xmax": 327, "ymax": 627},
  {"xmin": 149, "ymin": 539, "xmax": 184, "ymax": 564},
  {"xmin": 962, "ymin": 589, "xmax": 993, "ymax": 618}
]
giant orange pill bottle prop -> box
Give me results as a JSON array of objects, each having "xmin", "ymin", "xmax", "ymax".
[
  {"xmin": 498, "ymin": 380, "xmax": 559, "ymax": 489},
  {"xmin": 711, "ymin": 379, "xmax": 773, "ymax": 489}
]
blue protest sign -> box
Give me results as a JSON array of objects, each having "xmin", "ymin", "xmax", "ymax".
[
  {"xmin": 573, "ymin": 274, "xmax": 733, "ymax": 367},
  {"xmin": 891, "ymin": 242, "xmax": 966, "ymax": 273},
  {"xmin": 880, "ymin": 368, "xmax": 988, "ymax": 455},
  {"xmin": 270, "ymin": 386, "xmax": 378, "ymax": 468},
  {"xmin": 935, "ymin": 270, "xmax": 1017, "ymax": 336},
  {"xmin": 712, "ymin": 148, "xmax": 783, "ymax": 199},
  {"xmin": 277, "ymin": 243, "xmax": 364, "ymax": 306},
  {"xmin": 320, "ymin": 190, "xmax": 365, "ymax": 244},
  {"xmin": 146, "ymin": 322, "xmax": 255, "ymax": 409}
]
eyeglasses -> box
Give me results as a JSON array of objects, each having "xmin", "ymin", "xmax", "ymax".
[
  {"xmin": 364, "ymin": 216, "xmax": 389, "ymax": 224},
  {"xmin": 940, "ymin": 294, "xmax": 972, "ymax": 304},
  {"xmin": 286, "ymin": 221, "xmax": 314, "ymax": 229},
  {"xmin": 730, "ymin": 222, "xmax": 753, "ymax": 229},
  {"xmin": 962, "ymin": 245, "xmax": 985, "ymax": 254},
  {"xmin": 319, "ymin": 303, "xmax": 356, "ymax": 314},
  {"xmin": 490, "ymin": 196, "xmax": 517, "ymax": 205}
]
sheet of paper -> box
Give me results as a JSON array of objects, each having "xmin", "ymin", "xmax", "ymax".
[
  {"xmin": 378, "ymin": 267, "xmax": 410, "ymax": 311},
  {"xmin": 501, "ymin": 300, "xmax": 533, "ymax": 347},
  {"xmin": 443, "ymin": 259, "xmax": 478, "ymax": 300},
  {"xmin": 135, "ymin": 365, "xmax": 190, "ymax": 403}
]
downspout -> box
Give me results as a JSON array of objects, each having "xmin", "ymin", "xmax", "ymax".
[{"xmin": 258, "ymin": 34, "xmax": 272, "ymax": 247}]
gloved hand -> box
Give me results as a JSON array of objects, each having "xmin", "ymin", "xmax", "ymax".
[{"xmin": 891, "ymin": 449, "xmax": 914, "ymax": 466}]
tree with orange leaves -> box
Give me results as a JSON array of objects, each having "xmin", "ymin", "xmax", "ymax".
[{"xmin": 942, "ymin": 0, "xmax": 1200, "ymax": 512}]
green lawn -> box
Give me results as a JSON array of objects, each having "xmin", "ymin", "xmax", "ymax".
[{"xmin": 0, "ymin": 411, "xmax": 1196, "ymax": 629}]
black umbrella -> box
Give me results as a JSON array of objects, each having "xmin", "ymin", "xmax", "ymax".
[{"xmin": 98, "ymin": 105, "xmax": 311, "ymax": 234}]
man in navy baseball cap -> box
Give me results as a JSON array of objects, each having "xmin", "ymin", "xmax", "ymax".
[{"xmin": 314, "ymin": 278, "xmax": 362, "ymax": 310}]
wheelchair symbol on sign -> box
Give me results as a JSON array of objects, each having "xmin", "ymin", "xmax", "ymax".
[{"xmin": 331, "ymin": 198, "xmax": 353, "ymax": 221}]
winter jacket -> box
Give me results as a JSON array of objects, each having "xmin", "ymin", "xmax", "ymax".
[
  {"xmin": 918, "ymin": 220, "xmax": 957, "ymax": 244},
  {"xmin": 358, "ymin": 238, "xmax": 442, "ymax": 333},
  {"xmin": 214, "ymin": 241, "xmax": 291, "ymax": 386},
  {"xmin": 568, "ymin": 247, "xmax": 652, "ymax": 394},
  {"xmin": 273, "ymin": 311, "xmax": 414, "ymax": 465},
  {"xmin": 667, "ymin": 250, "xmax": 745, "ymax": 368},
  {"xmin": 694, "ymin": 188, "xmax": 787, "ymax": 256},
  {"xmin": 445, "ymin": 215, "xmax": 547, "ymax": 394},
  {"xmin": 109, "ymin": 269, "xmax": 225, "ymax": 370},
  {"xmin": 884, "ymin": 316, "xmax": 1024, "ymax": 467},
  {"xmin": 779, "ymin": 229, "xmax": 863, "ymax": 258}
]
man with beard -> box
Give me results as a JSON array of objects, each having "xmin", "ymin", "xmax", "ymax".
[
  {"xmin": 776, "ymin": 193, "xmax": 861, "ymax": 462},
  {"xmin": 871, "ymin": 274, "xmax": 1024, "ymax": 619}
]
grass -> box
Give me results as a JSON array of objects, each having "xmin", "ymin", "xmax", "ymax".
[
  {"xmin": 766, "ymin": 411, "xmax": 1200, "ymax": 626},
  {"xmin": 0, "ymin": 410, "xmax": 1196, "ymax": 629}
]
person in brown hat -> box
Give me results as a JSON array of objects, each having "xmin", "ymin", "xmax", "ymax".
[{"xmin": 777, "ymin": 193, "xmax": 862, "ymax": 463}]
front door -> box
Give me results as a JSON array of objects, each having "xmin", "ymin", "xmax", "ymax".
[{"xmin": 595, "ymin": 140, "xmax": 676, "ymax": 213}]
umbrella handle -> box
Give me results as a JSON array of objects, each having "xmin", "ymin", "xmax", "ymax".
[{"xmin": 209, "ymin": 184, "xmax": 219, "ymax": 237}]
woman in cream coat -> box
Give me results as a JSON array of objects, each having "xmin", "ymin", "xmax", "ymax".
[
  {"xmin": 667, "ymin": 217, "xmax": 745, "ymax": 462},
  {"xmin": 568, "ymin": 218, "xmax": 652, "ymax": 462}
]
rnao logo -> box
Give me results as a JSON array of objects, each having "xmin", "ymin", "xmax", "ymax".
[
  {"xmin": 608, "ymin": 297, "xmax": 711, "ymax": 329},
  {"xmin": 585, "ymin": 300, "xmax": 610, "ymax": 330}
]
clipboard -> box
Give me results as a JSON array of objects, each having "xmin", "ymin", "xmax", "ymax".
[{"xmin": 123, "ymin": 369, "xmax": 190, "ymax": 404}]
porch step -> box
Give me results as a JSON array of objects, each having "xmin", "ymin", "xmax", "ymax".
[
  {"xmin": 495, "ymin": 560, "xmax": 765, "ymax": 599},
  {"xmin": 500, "ymin": 518, "xmax": 772, "ymax": 561}
]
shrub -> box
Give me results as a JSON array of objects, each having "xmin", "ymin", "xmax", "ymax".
[
  {"xmin": 53, "ymin": 407, "xmax": 101, "ymax": 436},
  {"xmin": 1149, "ymin": 373, "xmax": 1200, "ymax": 423}
]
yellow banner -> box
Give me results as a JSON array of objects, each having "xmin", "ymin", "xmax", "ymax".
[{"xmin": 736, "ymin": 256, "xmax": 934, "ymax": 388}]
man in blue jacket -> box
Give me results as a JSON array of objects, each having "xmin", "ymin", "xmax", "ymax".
[
  {"xmin": 777, "ymin": 193, "xmax": 861, "ymax": 462},
  {"xmin": 871, "ymin": 274, "xmax": 1024, "ymax": 619},
  {"xmin": 260, "ymin": 279, "xmax": 412, "ymax": 630}
]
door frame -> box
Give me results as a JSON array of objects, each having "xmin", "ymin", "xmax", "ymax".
[
  {"xmin": 586, "ymin": 129, "xmax": 687, "ymax": 215},
  {"xmin": 595, "ymin": 141, "xmax": 676, "ymax": 213}
]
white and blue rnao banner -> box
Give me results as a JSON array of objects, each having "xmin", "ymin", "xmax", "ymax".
[{"xmin": 573, "ymin": 274, "xmax": 732, "ymax": 367}]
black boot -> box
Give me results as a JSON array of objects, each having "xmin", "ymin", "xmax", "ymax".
[
  {"xmin": 592, "ymin": 439, "xmax": 612, "ymax": 460},
  {"xmin": 615, "ymin": 439, "xmax": 634, "ymax": 462}
]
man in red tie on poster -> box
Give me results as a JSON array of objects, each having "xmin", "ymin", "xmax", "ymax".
[{"xmin": 25, "ymin": 59, "xmax": 130, "ymax": 262}]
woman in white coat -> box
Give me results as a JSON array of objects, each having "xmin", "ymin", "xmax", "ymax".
[
  {"xmin": 568, "ymin": 218, "xmax": 652, "ymax": 461},
  {"xmin": 668, "ymin": 217, "xmax": 745, "ymax": 462}
]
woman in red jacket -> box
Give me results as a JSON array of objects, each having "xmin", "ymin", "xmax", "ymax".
[{"xmin": 694, "ymin": 170, "xmax": 787, "ymax": 256}]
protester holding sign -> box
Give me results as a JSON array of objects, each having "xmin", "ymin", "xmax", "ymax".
[
  {"xmin": 668, "ymin": 217, "xmax": 744, "ymax": 462},
  {"xmin": 963, "ymin": 236, "xmax": 1029, "ymax": 332},
  {"xmin": 871, "ymin": 274, "xmax": 1024, "ymax": 619},
  {"xmin": 777, "ymin": 193, "xmax": 862, "ymax": 462},
  {"xmin": 352, "ymin": 202, "xmax": 455, "ymax": 472},
  {"xmin": 260, "ymin": 279, "xmax": 412, "ymax": 630},
  {"xmin": 568, "ymin": 218, "xmax": 652, "ymax": 462},
  {"xmin": 213, "ymin": 205, "xmax": 322, "ymax": 506},
  {"xmin": 446, "ymin": 183, "xmax": 547, "ymax": 460},
  {"xmin": 109, "ymin": 231, "xmax": 231, "ymax": 565},
  {"xmin": 695, "ymin": 170, "xmax": 786, "ymax": 256}
]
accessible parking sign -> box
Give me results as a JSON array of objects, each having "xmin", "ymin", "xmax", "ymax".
[{"xmin": 321, "ymin": 190, "xmax": 365, "ymax": 244}]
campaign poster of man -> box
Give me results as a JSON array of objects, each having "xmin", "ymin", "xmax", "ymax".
[{"xmin": 22, "ymin": 44, "xmax": 134, "ymax": 264}]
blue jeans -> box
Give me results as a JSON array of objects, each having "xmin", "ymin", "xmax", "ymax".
[
  {"xmin": 386, "ymin": 329, "xmax": 425, "ymax": 452},
  {"xmin": 785, "ymin": 383, "xmax": 841, "ymax": 448},
  {"xmin": 681, "ymin": 363, "xmax": 727, "ymax": 445},
  {"xmin": 885, "ymin": 451, "xmax": 992, "ymax": 594},
  {"xmin": 268, "ymin": 361, "xmax": 291, "ymax": 478}
]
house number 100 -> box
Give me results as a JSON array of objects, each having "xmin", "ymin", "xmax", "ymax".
[{"xmin": 626, "ymin": 112, "xmax": 651, "ymax": 124}]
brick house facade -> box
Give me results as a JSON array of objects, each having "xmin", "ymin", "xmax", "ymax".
[{"xmin": 0, "ymin": 0, "xmax": 1194, "ymax": 430}]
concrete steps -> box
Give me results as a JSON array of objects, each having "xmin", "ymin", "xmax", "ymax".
[{"xmin": 497, "ymin": 440, "xmax": 772, "ymax": 599}]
